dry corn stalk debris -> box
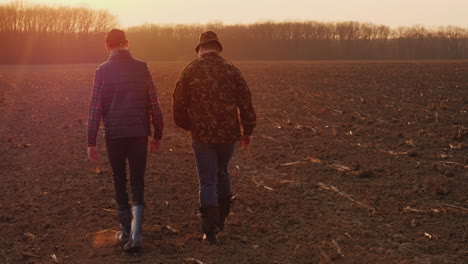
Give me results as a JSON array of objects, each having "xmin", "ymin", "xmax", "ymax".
[
  {"xmin": 251, "ymin": 176, "xmax": 275, "ymax": 191},
  {"xmin": 387, "ymin": 150, "xmax": 409, "ymax": 155},
  {"xmin": 21, "ymin": 252, "xmax": 39, "ymax": 258},
  {"xmin": 183, "ymin": 257, "xmax": 206, "ymax": 264},
  {"xmin": 404, "ymin": 139, "xmax": 416, "ymax": 147},
  {"xmin": 100, "ymin": 208, "xmax": 116, "ymax": 214},
  {"xmin": 280, "ymin": 161, "xmax": 308, "ymax": 166},
  {"xmin": 317, "ymin": 182, "xmax": 375, "ymax": 212},
  {"xmin": 402, "ymin": 204, "xmax": 468, "ymax": 214},
  {"xmin": 279, "ymin": 156, "xmax": 322, "ymax": 167},
  {"xmin": 280, "ymin": 180, "xmax": 300, "ymax": 184},
  {"xmin": 263, "ymin": 117, "xmax": 282, "ymax": 129},
  {"xmin": 403, "ymin": 206, "xmax": 438, "ymax": 214},
  {"xmin": 436, "ymin": 161, "xmax": 468, "ymax": 169},
  {"xmin": 164, "ymin": 225, "xmax": 179, "ymax": 233},
  {"xmin": 330, "ymin": 164, "xmax": 351, "ymax": 172},
  {"xmin": 361, "ymin": 192, "xmax": 380, "ymax": 213},
  {"xmin": 449, "ymin": 143, "xmax": 462, "ymax": 149},
  {"xmin": 440, "ymin": 203, "xmax": 468, "ymax": 212},
  {"xmin": 332, "ymin": 239, "xmax": 345, "ymax": 257},
  {"xmin": 260, "ymin": 134, "xmax": 281, "ymax": 143},
  {"xmin": 51, "ymin": 254, "xmax": 60, "ymax": 264},
  {"xmin": 317, "ymin": 246, "xmax": 334, "ymax": 263}
]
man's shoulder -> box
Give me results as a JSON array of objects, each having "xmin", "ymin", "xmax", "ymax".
[
  {"xmin": 131, "ymin": 57, "xmax": 148, "ymax": 67},
  {"xmin": 183, "ymin": 57, "xmax": 204, "ymax": 71},
  {"xmin": 97, "ymin": 57, "xmax": 147, "ymax": 71},
  {"xmin": 220, "ymin": 58, "xmax": 240, "ymax": 72},
  {"xmin": 184, "ymin": 56, "xmax": 237, "ymax": 72},
  {"xmin": 179, "ymin": 57, "xmax": 204, "ymax": 79},
  {"xmin": 97, "ymin": 60, "xmax": 109, "ymax": 71},
  {"xmin": 179, "ymin": 56, "xmax": 242, "ymax": 83},
  {"xmin": 214, "ymin": 57, "xmax": 243, "ymax": 78}
]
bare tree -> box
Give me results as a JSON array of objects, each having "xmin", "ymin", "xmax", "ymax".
[{"xmin": 1, "ymin": 1, "xmax": 467, "ymax": 63}]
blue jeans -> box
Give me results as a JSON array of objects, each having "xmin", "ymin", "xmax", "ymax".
[
  {"xmin": 191, "ymin": 141, "xmax": 236, "ymax": 208},
  {"xmin": 105, "ymin": 136, "xmax": 148, "ymax": 208}
]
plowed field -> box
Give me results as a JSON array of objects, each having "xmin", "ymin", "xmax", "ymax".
[{"xmin": 0, "ymin": 61, "xmax": 467, "ymax": 264}]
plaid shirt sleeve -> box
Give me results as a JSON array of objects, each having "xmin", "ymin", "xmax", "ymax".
[
  {"xmin": 146, "ymin": 66, "xmax": 164, "ymax": 139},
  {"xmin": 87, "ymin": 68, "xmax": 103, "ymax": 146}
]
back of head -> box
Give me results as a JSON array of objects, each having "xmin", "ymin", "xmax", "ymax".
[
  {"xmin": 106, "ymin": 29, "xmax": 127, "ymax": 49},
  {"xmin": 195, "ymin": 31, "xmax": 223, "ymax": 53},
  {"xmin": 200, "ymin": 41, "xmax": 222, "ymax": 52}
]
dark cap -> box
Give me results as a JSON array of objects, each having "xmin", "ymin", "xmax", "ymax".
[
  {"xmin": 195, "ymin": 31, "xmax": 223, "ymax": 53},
  {"xmin": 106, "ymin": 28, "xmax": 127, "ymax": 48}
]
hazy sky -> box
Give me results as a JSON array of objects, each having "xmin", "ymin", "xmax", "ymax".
[{"xmin": 5, "ymin": 0, "xmax": 468, "ymax": 28}]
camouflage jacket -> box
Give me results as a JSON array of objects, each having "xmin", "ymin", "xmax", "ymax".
[{"xmin": 173, "ymin": 52, "xmax": 256, "ymax": 143}]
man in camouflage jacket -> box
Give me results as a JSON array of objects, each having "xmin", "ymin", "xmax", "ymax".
[{"xmin": 173, "ymin": 31, "xmax": 256, "ymax": 245}]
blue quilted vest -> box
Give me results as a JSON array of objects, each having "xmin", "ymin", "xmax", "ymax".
[{"xmin": 99, "ymin": 50, "xmax": 151, "ymax": 139}]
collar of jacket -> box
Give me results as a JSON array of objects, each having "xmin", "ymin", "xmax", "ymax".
[
  {"xmin": 109, "ymin": 49, "xmax": 132, "ymax": 61},
  {"xmin": 201, "ymin": 52, "xmax": 220, "ymax": 58}
]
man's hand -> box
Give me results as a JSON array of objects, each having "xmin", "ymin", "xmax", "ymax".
[
  {"xmin": 149, "ymin": 139, "xmax": 162, "ymax": 154},
  {"xmin": 240, "ymin": 135, "xmax": 253, "ymax": 150},
  {"xmin": 87, "ymin": 146, "xmax": 98, "ymax": 163}
]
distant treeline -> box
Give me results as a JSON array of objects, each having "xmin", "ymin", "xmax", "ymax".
[
  {"xmin": 1, "ymin": 1, "xmax": 468, "ymax": 64},
  {"xmin": 128, "ymin": 22, "xmax": 468, "ymax": 61},
  {"xmin": 0, "ymin": 1, "xmax": 117, "ymax": 64}
]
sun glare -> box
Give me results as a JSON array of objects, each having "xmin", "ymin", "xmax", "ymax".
[{"xmin": 9, "ymin": 0, "xmax": 468, "ymax": 28}]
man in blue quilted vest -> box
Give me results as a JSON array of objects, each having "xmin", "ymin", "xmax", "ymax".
[{"xmin": 87, "ymin": 29, "xmax": 164, "ymax": 252}]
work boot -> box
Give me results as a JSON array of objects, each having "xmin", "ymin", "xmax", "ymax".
[
  {"xmin": 200, "ymin": 207, "xmax": 220, "ymax": 245},
  {"xmin": 124, "ymin": 205, "xmax": 143, "ymax": 252},
  {"xmin": 218, "ymin": 194, "xmax": 232, "ymax": 231},
  {"xmin": 115, "ymin": 207, "xmax": 131, "ymax": 244}
]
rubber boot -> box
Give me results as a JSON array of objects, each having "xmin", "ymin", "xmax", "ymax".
[
  {"xmin": 124, "ymin": 205, "xmax": 143, "ymax": 252},
  {"xmin": 200, "ymin": 207, "xmax": 220, "ymax": 245},
  {"xmin": 115, "ymin": 207, "xmax": 131, "ymax": 244},
  {"xmin": 218, "ymin": 194, "xmax": 232, "ymax": 231}
]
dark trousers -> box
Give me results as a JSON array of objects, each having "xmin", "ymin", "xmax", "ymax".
[
  {"xmin": 191, "ymin": 141, "xmax": 236, "ymax": 208},
  {"xmin": 105, "ymin": 136, "xmax": 148, "ymax": 208}
]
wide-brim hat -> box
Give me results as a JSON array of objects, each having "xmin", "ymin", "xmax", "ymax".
[{"xmin": 195, "ymin": 31, "xmax": 223, "ymax": 53}]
